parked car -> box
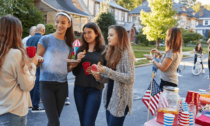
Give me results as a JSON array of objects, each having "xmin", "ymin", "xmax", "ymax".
[{"xmin": 154, "ymin": 43, "xmax": 165, "ymax": 47}]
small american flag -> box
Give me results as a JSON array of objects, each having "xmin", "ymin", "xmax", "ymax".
[{"xmin": 142, "ymin": 79, "xmax": 165, "ymax": 116}]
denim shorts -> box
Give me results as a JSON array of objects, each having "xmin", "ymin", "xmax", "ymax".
[{"xmin": 0, "ymin": 113, "xmax": 27, "ymax": 126}]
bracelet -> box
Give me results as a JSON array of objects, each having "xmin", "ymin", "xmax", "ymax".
[{"xmin": 151, "ymin": 59, "xmax": 155, "ymax": 63}]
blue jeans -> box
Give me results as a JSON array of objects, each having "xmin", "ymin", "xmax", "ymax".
[
  {"xmin": 0, "ymin": 113, "xmax": 27, "ymax": 126},
  {"xmin": 152, "ymin": 65, "xmax": 158, "ymax": 74},
  {"xmin": 30, "ymin": 68, "xmax": 40, "ymax": 108},
  {"xmin": 74, "ymin": 86, "xmax": 102, "ymax": 126},
  {"xmin": 106, "ymin": 107, "xmax": 129, "ymax": 126}
]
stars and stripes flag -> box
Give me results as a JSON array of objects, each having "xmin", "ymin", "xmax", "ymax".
[{"xmin": 142, "ymin": 79, "xmax": 168, "ymax": 116}]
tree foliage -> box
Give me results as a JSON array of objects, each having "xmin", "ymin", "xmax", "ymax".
[
  {"xmin": 0, "ymin": 0, "xmax": 44, "ymax": 38},
  {"xmin": 181, "ymin": 28, "xmax": 203, "ymax": 46},
  {"xmin": 178, "ymin": 0, "xmax": 197, "ymax": 8},
  {"xmin": 140, "ymin": 0, "xmax": 178, "ymax": 49},
  {"xmin": 116, "ymin": 0, "xmax": 142, "ymax": 11},
  {"xmin": 192, "ymin": 2, "xmax": 201, "ymax": 12},
  {"xmin": 45, "ymin": 24, "xmax": 56, "ymax": 35},
  {"xmin": 136, "ymin": 29, "xmax": 150, "ymax": 46},
  {"xmin": 204, "ymin": 4, "xmax": 210, "ymax": 11},
  {"xmin": 94, "ymin": 0, "xmax": 116, "ymax": 44}
]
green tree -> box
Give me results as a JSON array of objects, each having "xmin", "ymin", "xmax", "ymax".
[
  {"xmin": 181, "ymin": 28, "xmax": 203, "ymax": 46},
  {"xmin": 116, "ymin": 0, "xmax": 142, "ymax": 11},
  {"xmin": 136, "ymin": 29, "xmax": 150, "ymax": 46},
  {"xmin": 45, "ymin": 24, "xmax": 56, "ymax": 35},
  {"xmin": 192, "ymin": 2, "xmax": 201, "ymax": 12},
  {"xmin": 208, "ymin": 30, "xmax": 210, "ymax": 39},
  {"xmin": 0, "ymin": 0, "xmax": 44, "ymax": 38},
  {"xmin": 204, "ymin": 4, "xmax": 210, "ymax": 11},
  {"xmin": 179, "ymin": 0, "xmax": 197, "ymax": 8},
  {"xmin": 140, "ymin": 0, "xmax": 177, "ymax": 49},
  {"xmin": 94, "ymin": 0, "xmax": 116, "ymax": 44}
]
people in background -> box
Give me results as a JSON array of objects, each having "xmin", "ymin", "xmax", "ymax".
[
  {"xmin": 26, "ymin": 24, "xmax": 45, "ymax": 112},
  {"xmin": 193, "ymin": 43, "xmax": 204, "ymax": 73},
  {"xmin": 22, "ymin": 26, "xmax": 36, "ymax": 48},
  {"xmin": 152, "ymin": 53, "xmax": 160, "ymax": 77}
]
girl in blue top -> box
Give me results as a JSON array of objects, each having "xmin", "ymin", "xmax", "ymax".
[{"xmin": 37, "ymin": 11, "xmax": 74, "ymax": 126}]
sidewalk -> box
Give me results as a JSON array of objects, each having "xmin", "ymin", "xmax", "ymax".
[{"xmin": 135, "ymin": 51, "xmax": 194, "ymax": 61}]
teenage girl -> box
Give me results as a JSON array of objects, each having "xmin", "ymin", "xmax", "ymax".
[
  {"xmin": 92, "ymin": 25, "xmax": 135, "ymax": 126},
  {"xmin": 71, "ymin": 22, "xmax": 106, "ymax": 126},
  {"xmin": 37, "ymin": 11, "xmax": 75, "ymax": 126},
  {"xmin": 193, "ymin": 43, "xmax": 204, "ymax": 73}
]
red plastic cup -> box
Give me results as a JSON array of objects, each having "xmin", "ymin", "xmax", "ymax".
[
  {"xmin": 26, "ymin": 46, "xmax": 36, "ymax": 58},
  {"xmin": 82, "ymin": 62, "xmax": 90, "ymax": 75}
]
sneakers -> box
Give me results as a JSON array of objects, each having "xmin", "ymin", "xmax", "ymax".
[
  {"xmin": 202, "ymin": 69, "xmax": 205, "ymax": 73},
  {"xmin": 206, "ymin": 75, "xmax": 210, "ymax": 79},
  {"xmin": 65, "ymin": 97, "xmax": 70, "ymax": 105},
  {"xmin": 31, "ymin": 107, "xmax": 45, "ymax": 113}
]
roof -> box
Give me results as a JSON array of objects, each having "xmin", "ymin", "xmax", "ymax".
[
  {"xmin": 195, "ymin": 9, "xmax": 210, "ymax": 18},
  {"xmin": 95, "ymin": 0, "xmax": 129, "ymax": 12},
  {"xmin": 119, "ymin": 22, "xmax": 134, "ymax": 31},
  {"xmin": 43, "ymin": 0, "xmax": 90, "ymax": 17},
  {"xmin": 196, "ymin": 25, "xmax": 210, "ymax": 28},
  {"xmin": 129, "ymin": 1, "xmax": 150, "ymax": 14},
  {"xmin": 129, "ymin": 1, "xmax": 197, "ymax": 19}
]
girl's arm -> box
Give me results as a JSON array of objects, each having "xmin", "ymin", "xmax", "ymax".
[
  {"xmin": 99, "ymin": 52, "xmax": 135, "ymax": 84},
  {"xmin": 37, "ymin": 44, "xmax": 45, "ymax": 68},
  {"xmin": 153, "ymin": 57, "xmax": 172, "ymax": 72}
]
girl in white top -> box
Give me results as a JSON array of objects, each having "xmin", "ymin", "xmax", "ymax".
[{"xmin": 0, "ymin": 15, "xmax": 43, "ymax": 126}]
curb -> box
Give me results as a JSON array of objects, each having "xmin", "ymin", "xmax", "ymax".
[{"xmin": 135, "ymin": 56, "xmax": 193, "ymax": 68}]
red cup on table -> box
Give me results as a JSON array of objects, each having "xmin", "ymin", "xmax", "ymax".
[
  {"xmin": 82, "ymin": 62, "xmax": 91, "ymax": 75},
  {"xmin": 26, "ymin": 46, "xmax": 36, "ymax": 58}
]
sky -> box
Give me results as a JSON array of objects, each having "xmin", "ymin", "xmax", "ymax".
[{"xmin": 174, "ymin": 0, "xmax": 210, "ymax": 5}]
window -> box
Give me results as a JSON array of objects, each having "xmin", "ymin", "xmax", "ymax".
[
  {"xmin": 122, "ymin": 12, "xmax": 125, "ymax": 22},
  {"xmin": 196, "ymin": 21, "xmax": 198, "ymax": 26},
  {"xmin": 125, "ymin": 13, "xmax": 127, "ymax": 22},
  {"xmin": 110, "ymin": 8, "xmax": 115, "ymax": 15},
  {"xmin": 132, "ymin": 16, "xmax": 136, "ymax": 23},
  {"xmin": 205, "ymin": 20, "xmax": 208, "ymax": 25},
  {"xmin": 95, "ymin": 4, "xmax": 100, "ymax": 16}
]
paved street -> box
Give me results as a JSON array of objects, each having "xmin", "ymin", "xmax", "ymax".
[{"xmin": 27, "ymin": 55, "xmax": 210, "ymax": 126}]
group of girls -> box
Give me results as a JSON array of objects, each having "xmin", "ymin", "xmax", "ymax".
[{"xmin": 0, "ymin": 12, "xmax": 135, "ymax": 126}]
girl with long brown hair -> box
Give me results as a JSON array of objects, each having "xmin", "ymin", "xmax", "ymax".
[
  {"xmin": 144, "ymin": 27, "xmax": 183, "ymax": 90},
  {"xmin": 71, "ymin": 22, "xmax": 106, "ymax": 126},
  {"xmin": 92, "ymin": 25, "xmax": 135, "ymax": 126},
  {"xmin": 37, "ymin": 11, "xmax": 75, "ymax": 126},
  {"xmin": 0, "ymin": 15, "xmax": 39, "ymax": 125},
  {"xmin": 193, "ymin": 43, "xmax": 204, "ymax": 73}
]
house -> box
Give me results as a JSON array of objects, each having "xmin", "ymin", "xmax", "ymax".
[
  {"xmin": 129, "ymin": 0, "xmax": 198, "ymax": 32},
  {"xmin": 33, "ymin": 0, "xmax": 90, "ymax": 32},
  {"xmin": 74, "ymin": 0, "xmax": 137, "ymax": 41},
  {"xmin": 195, "ymin": 6, "xmax": 210, "ymax": 38}
]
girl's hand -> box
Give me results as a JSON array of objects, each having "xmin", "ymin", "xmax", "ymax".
[
  {"xmin": 37, "ymin": 55, "xmax": 44, "ymax": 63},
  {"xmin": 28, "ymin": 55, "xmax": 38, "ymax": 66},
  {"xmin": 97, "ymin": 62, "xmax": 104, "ymax": 73},
  {"xmin": 92, "ymin": 71, "xmax": 100, "ymax": 80},
  {"xmin": 144, "ymin": 54, "xmax": 153, "ymax": 60},
  {"xmin": 151, "ymin": 48, "xmax": 159, "ymax": 54},
  {"xmin": 86, "ymin": 66, "xmax": 92, "ymax": 74},
  {"xmin": 77, "ymin": 52, "xmax": 85, "ymax": 61},
  {"xmin": 70, "ymin": 62, "xmax": 79, "ymax": 68}
]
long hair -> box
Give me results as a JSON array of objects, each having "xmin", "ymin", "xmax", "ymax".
[
  {"xmin": 55, "ymin": 11, "xmax": 74, "ymax": 48},
  {"xmin": 0, "ymin": 15, "xmax": 28, "ymax": 71},
  {"xmin": 80, "ymin": 22, "xmax": 105, "ymax": 52},
  {"xmin": 165, "ymin": 27, "xmax": 182, "ymax": 53},
  {"xmin": 195, "ymin": 43, "xmax": 202, "ymax": 52},
  {"xmin": 105, "ymin": 25, "xmax": 135, "ymax": 70}
]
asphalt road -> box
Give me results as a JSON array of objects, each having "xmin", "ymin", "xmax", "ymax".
[{"xmin": 27, "ymin": 55, "xmax": 210, "ymax": 126}]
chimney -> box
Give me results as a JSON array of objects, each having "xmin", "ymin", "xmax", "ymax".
[
  {"xmin": 142, "ymin": 0, "xmax": 147, "ymax": 3},
  {"xmin": 199, "ymin": 6, "xmax": 204, "ymax": 17}
]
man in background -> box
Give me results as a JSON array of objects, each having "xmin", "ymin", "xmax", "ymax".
[
  {"xmin": 22, "ymin": 26, "xmax": 36, "ymax": 48},
  {"xmin": 27, "ymin": 24, "xmax": 45, "ymax": 112}
]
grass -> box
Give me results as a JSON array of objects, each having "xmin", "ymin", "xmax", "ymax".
[
  {"xmin": 134, "ymin": 51, "xmax": 150, "ymax": 58},
  {"xmin": 135, "ymin": 59, "xmax": 150, "ymax": 65}
]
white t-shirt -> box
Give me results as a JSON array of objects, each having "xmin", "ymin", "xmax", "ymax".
[
  {"xmin": 160, "ymin": 49, "xmax": 183, "ymax": 85},
  {"xmin": 22, "ymin": 35, "xmax": 31, "ymax": 48}
]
